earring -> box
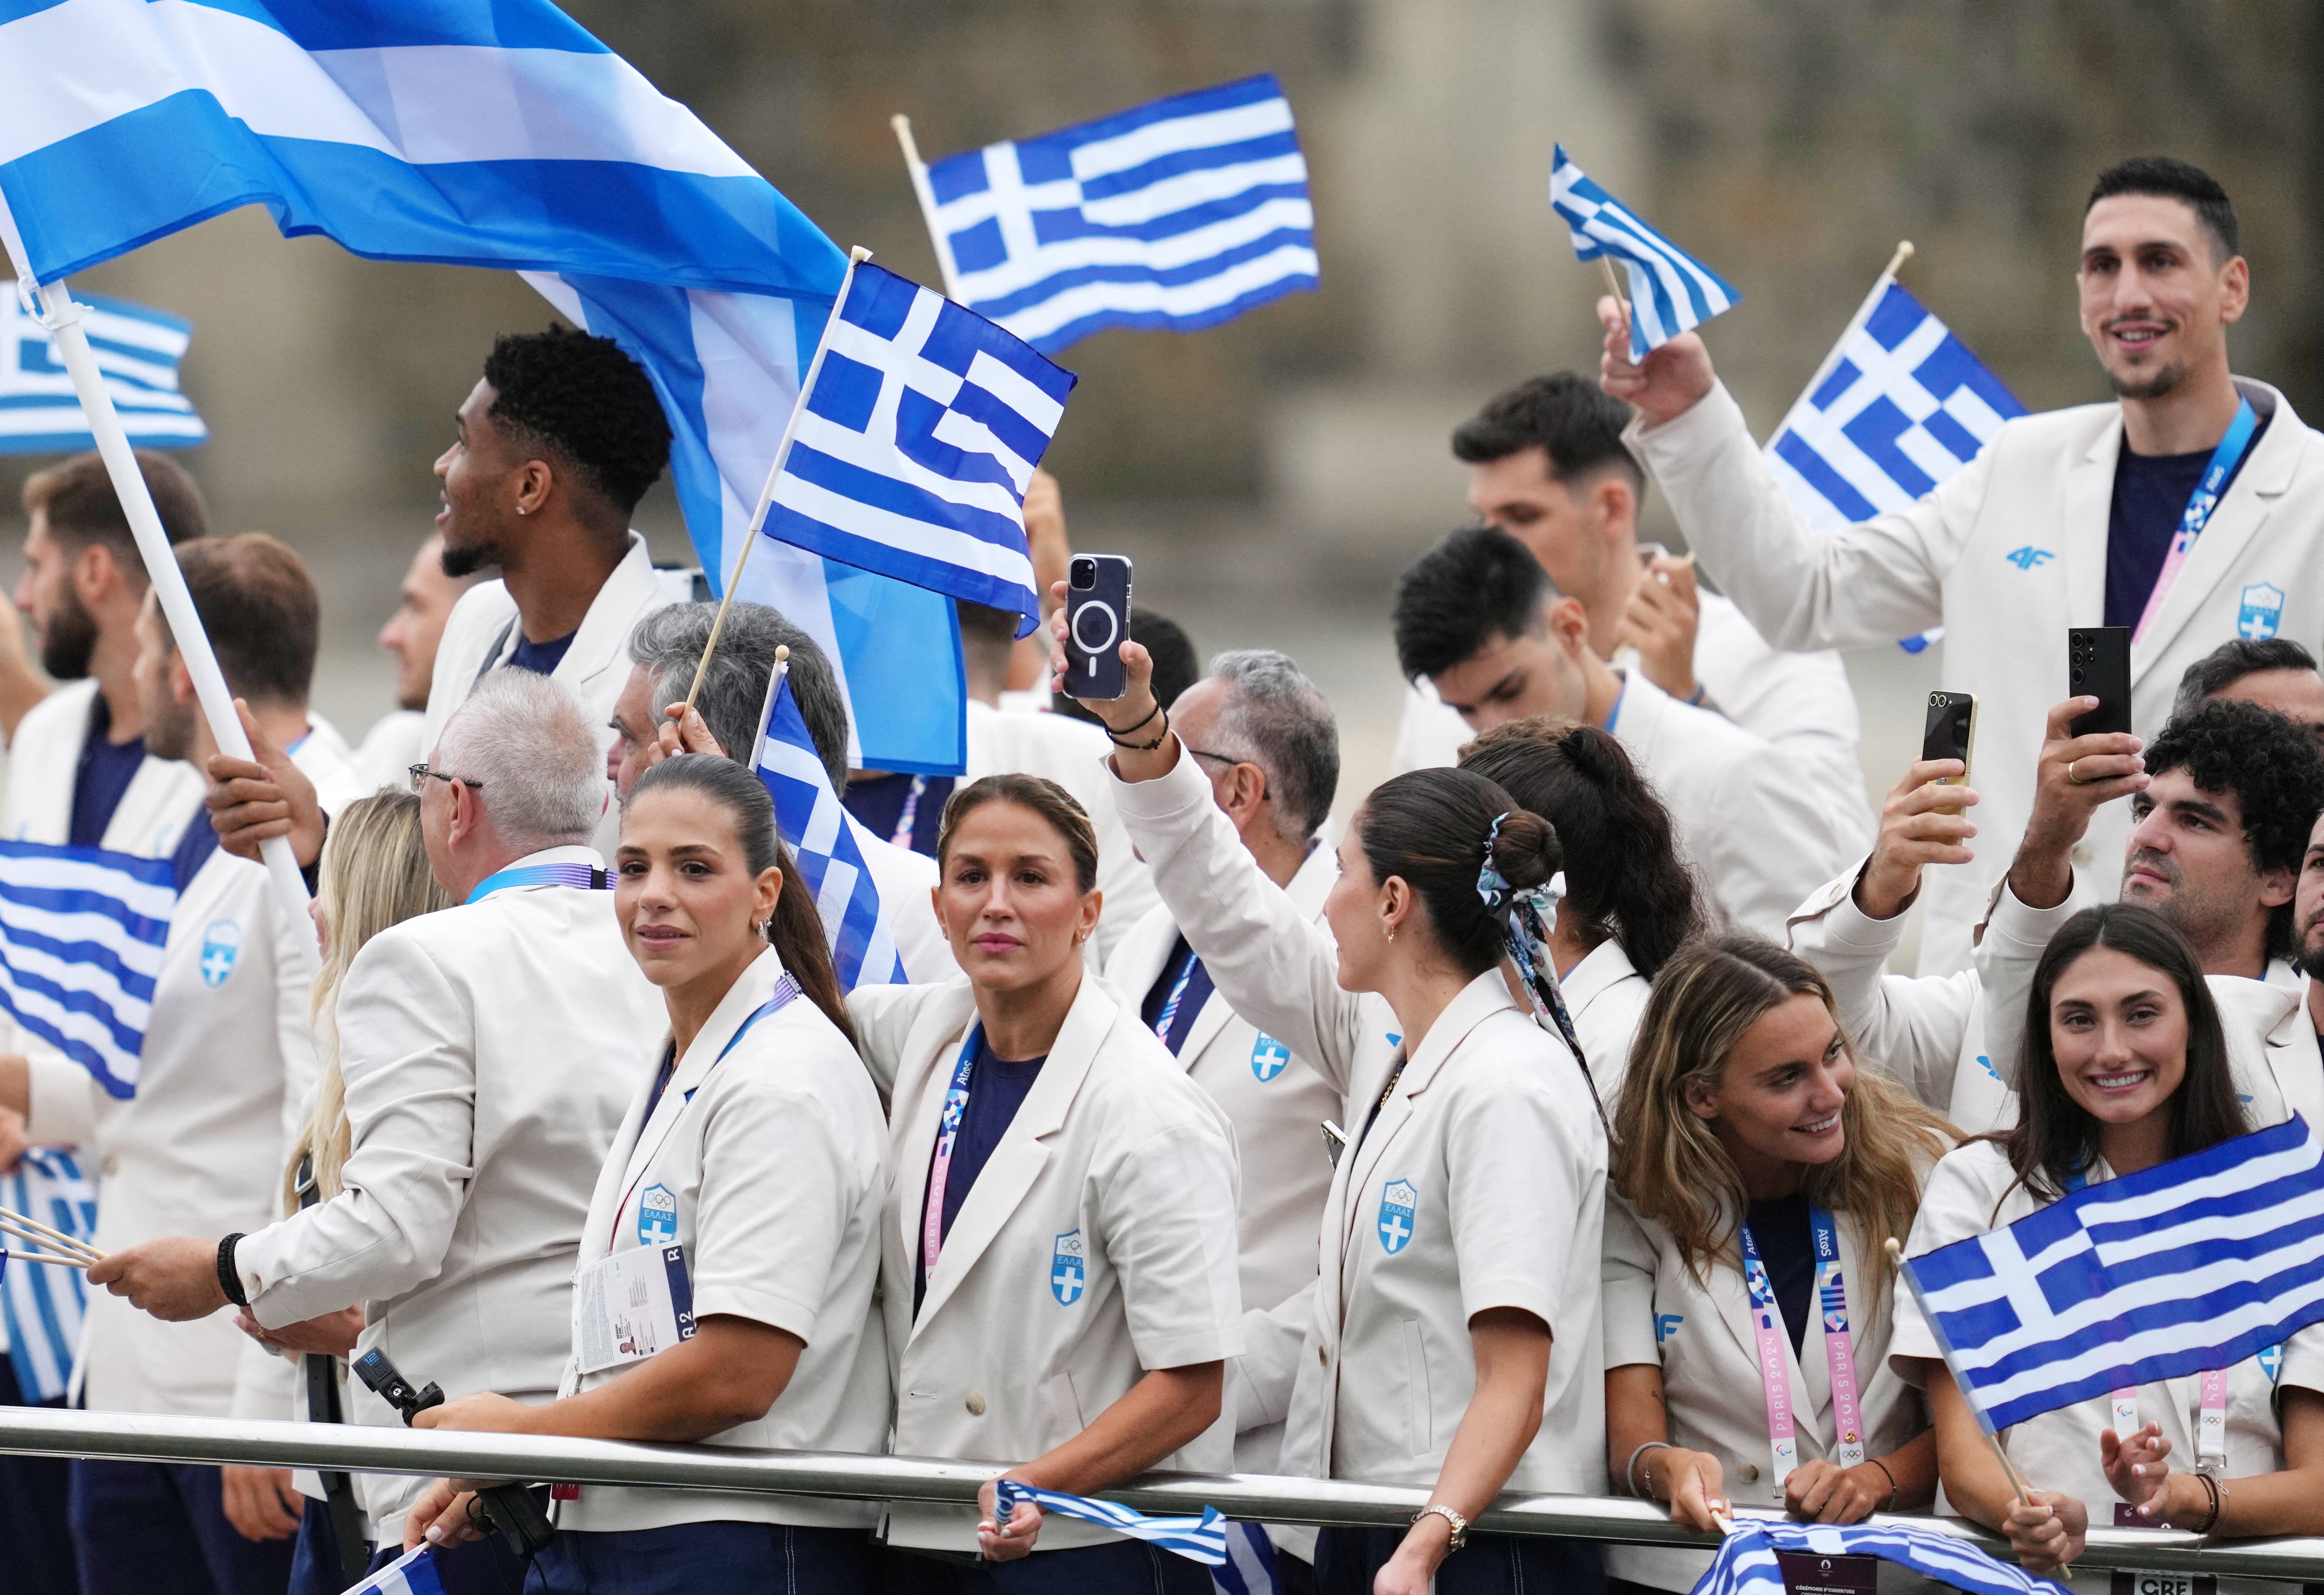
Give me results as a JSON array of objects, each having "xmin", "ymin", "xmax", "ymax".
[
  {"xmin": 515, "ymin": 504, "xmax": 528, "ymax": 516},
  {"xmin": 1385, "ymin": 926, "xmax": 1396, "ymax": 944}
]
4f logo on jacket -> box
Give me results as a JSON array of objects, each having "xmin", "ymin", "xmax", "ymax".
[
  {"xmin": 1050, "ymin": 1230, "xmax": 1084, "ymax": 1305},
  {"xmin": 1378, "ymin": 1179, "xmax": 1417, "ymax": 1254}
]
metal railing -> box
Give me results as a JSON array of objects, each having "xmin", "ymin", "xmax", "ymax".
[{"xmin": 3, "ymin": 1406, "xmax": 2322, "ymax": 1579}]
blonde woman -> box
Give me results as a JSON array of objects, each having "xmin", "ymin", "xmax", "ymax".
[
  {"xmin": 231, "ymin": 791, "xmax": 450, "ymax": 1595},
  {"xmin": 1604, "ymin": 935, "xmax": 1951, "ymax": 1594}
]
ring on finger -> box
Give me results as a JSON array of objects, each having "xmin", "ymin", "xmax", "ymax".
[{"xmin": 2067, "ymin": 759, "xmax": 2084, "ymax": 785}]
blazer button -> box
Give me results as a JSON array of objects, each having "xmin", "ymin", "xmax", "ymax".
[
  {"xmin": 1737, "ymin": 1463, "xmax": 1760, "ymax": 1483},
  {"xmin": 1318, "ymin": 1344, "xmax": 1329, "ymax": 1366},
  {"xmin": 101, "ymin": 1156, "xmax": 118, "ymax": 1176},
  {"xmin": 965, "ymin": 1392, "xmax": 987, "ymax": 1416}
]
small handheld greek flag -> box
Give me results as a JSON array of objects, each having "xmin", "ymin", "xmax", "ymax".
[
  {"xmin": 0, "ymin": 1148, "xmax": 95, "ymax": 1401},
  {"xmin": 767, "ymin": 261, "xmax": 1074, "ymax": 635},
  {"xmin": 0, "ymin": 841, "xmax": 177, "ymax": 1099},
  {"xmin": 1904, "ymin": 1113, "xmax": 2324, "ymax": 1433},
  {"xmin": 1549, "ymin": 145, "xmax": 1741, "ymax": 358},
  {"xmin": 0, "ymin": 288, "xmax": 205, "ymax": 454},
  {"xmin": 334, "ymin": 1544, "xmax": 444, "ymax": 1595},
  {"xmin": 1694, "ymin": 1516, "xmax": 2067, "ymax": 1595},
  {"xmin": 751, "ymin": 663, "xmax": 908, "ymax": 991},
  {"xmin": 991, "ymin": 1479, "xmax": 1227, "ymax": 1566},
  {"xmin": 920, "ymin": 74, "xmax": 1319, "ymax": 355}
]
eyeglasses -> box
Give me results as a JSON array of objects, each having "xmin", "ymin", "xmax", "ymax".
[
  {"xmin": 409, "ymin": 763, "xmax": 483, "ymax": 795},
  {"xmin": 1185, "ymin": 748, "xmax": 1268, "ymax": 801}
]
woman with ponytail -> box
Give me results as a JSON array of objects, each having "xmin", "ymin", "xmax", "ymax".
[
  {"xmin": 1063, "ymin": 624, "xmax": 1611, "ymax": 1595},
  {"xmin": 403, "ymin": 754, "xmax": 889, "ymax": 1593}
]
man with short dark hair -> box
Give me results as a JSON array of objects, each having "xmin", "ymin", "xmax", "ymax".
[
  {"xmin": 1393, "ymin": 524, "xmax": 1843, "ymax": 936},
  {"xmin": 1395, "ymin": 374, "xmax": 1871, "ymax": 850},
  {"xmin": 2173, "ymin": 636, "xmax": 2324, "ymax": 734},
  {"xmin": 1610, "ymin": 156, "xmax": 2324, "ymax": 976}
]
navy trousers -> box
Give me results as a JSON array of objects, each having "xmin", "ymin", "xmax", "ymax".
[
  {"xmin": 1314, "ymin": 1527, "xmax": 1607, "ymax": 1595},
  {"xmin": 528, "ymin": 1521, "xmax": 882, "ymax": 1594},
  {"xmin": 880, "ymin": 1537, "xmax": 1215, "ymax": 1595},
  {"xmin": 0, "ymin": 1359, "xmax": 76, "ymax": 1595},
  {"xmin": 69, "ymin": 1457, "xmax": 297, "ymax": 1595}
]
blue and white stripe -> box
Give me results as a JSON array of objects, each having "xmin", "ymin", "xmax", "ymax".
[
  {"xmin": 991, "ymin": 1480, "xmax": 1228, "ymax": 1567},
  {"xmin": 1, "ymin": 1148, "xmax": 96, "ymax": 1403},
  {"xmin": 768, "ymin": 261, "xmax": 1073, "ymax": 632},
  {"xmin": 0, "ymin": 0, "xmax": 966, "ymax": 776},
  {"xmin": 1697, "ymin": 1517, "xmax": 2067, "ymax": 1595},
  {"xmin": 924, "ymin": 74, "xmax": 1318, "ymax": 355},
  {"xmin": 338, "ymin": 1544, "xmax": 446, "ymax": 1595},
  {"xmin": 1906, "ymin": 1113, "xmax": 2324, "ymax": 1433},
  {"xmin": 0, "ymin": 287, "xmax": 205, "ymax": 453},
  {"xmin": 1549, "ymin": 144, "xmax": 1741, "ymax": 358},
  {"xmin": 751, "ymin": 664, "xmax": 906, "ymax": 991},
  {"xmin": 1209, "ymin": 1522, "xmax": 1283, "ymax": 1595},
  {"xmin": 0, "ymin": 841, "xmax": 176, "ymax": 1100}
]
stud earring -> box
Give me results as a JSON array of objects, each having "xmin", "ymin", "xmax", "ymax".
[
  {"xmin": 1385, "ymin": 926, "xmax": 1396, "ymax": 944},
  {"xmin": 516, "ymin": 504, "xmax": 528, "ymax": 516}
]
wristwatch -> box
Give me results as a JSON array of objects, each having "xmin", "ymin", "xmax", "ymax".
[{"xmin": 1412, "ymin": 1502, "xmax": 1468, "ymax": 1551}]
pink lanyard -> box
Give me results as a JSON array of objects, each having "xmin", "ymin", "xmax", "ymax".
[
  {"xmin": 1738, "ymin": 1204, "xmax": 1866, "ymax": 1485},
  {"xmin": 920, "ymin": 1025, "xmax": 984, "ymax": 1284},
  {"xmin": 2108, "ymin": 1372, "xmax": 2233, "ymax": 1471},
  {"xmin": 2131, "ymin": 397, "xmax": 2259, "ymax": 645}
]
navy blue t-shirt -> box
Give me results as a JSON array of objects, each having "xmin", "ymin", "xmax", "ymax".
[
  {"xmin": 842, "ymin": 771, "xmax": 954, "ymax": 858},
  {"xmin": 168, "ymin": 812, "xmax": 221, "ymax": 894},
  {"xmin": 506, "ymin": 629, "xmax": 578, "ymax": 677},
  {"xmin": 915, "ymin": 1044, "xmax": 1045, "ymax": 1311},
  {"xmin": 2105, "ymin": 415, "xmax": 2268, "ymax": 629},
  {"xmin": 1744, "ymin": 1191, "xmax": 1816, "ymax": 1355},
  {"xmin": 69, "ymin": 695, "xmax": 145, "ymax": 849},
  {"xmin": 1140, "ymin": 938, "xmax": 1216, "ymax": 1058}
]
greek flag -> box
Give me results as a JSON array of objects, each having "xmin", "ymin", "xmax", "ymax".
[
  {"xmin": 335, "ymin": 1545, "xmax": 445, "ymax": 1595},
  {"xmin": 991, "ymin": 1480, "xmax": 1227, "ymax": 1567},
  {"xmin": 1549, "ymin": 145, "xmax": 1741, "ymax": 358},
  {"xmin": 1696, "ymin": 1516, "xmax": 2067, "ymax": 1595},
  {"xmin": 770, "ymin": 261, "xmax": 1072, "ymax": 632},
  {"xmin": 921, "ymin": 75, "xmax": 1319, "ymax": 355},
  {"xmin": 0, "ymin": 288, "xmax": 205, "ymax": 454},
  {"xmin": 1, "ymin": 1149, "xmax": 96, "ymax": 1402},
  {"xmin": 1210, "ymin": 1522, "xmax": 1283, "ymax": 1595},
  {"xmin": 0, "ymin": 841, "xmax": 176, "ymax": 1100},
  {"xmin": 0, "ymin": 0, "xmax": 964, "ymax": 774},
  {"xmin": 1766, "ymin": 273, "xmax": 2026, "ymax": 652},
  {"xmin": 1905, "ymin": 1113, "xmax": 2324, "ymax": 1433},
  {"xmin": 751, "ymin": 665, "xmax": 906, "ymax": 991}
]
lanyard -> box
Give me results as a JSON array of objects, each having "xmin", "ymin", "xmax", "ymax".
[
  {"xmin": 1737, "ymin": 1203, "xmax": 1865, "ymax": 1486},
  {"xmin": 618, "ymin": 974, "xmax": 801, "ymax": 1231},
  {"xmin": 465, "ymin": 861, "xmax": 610, "ymax": 903},
  {"xmin": 2131, "ymin": 396, "xmax": 2260, "ymax": 646},
  {"xmin": 922, "ymin": 1024, "xmax": 985, "ymax": 1284},
  {"xmin": 890, "ymin": 774, "xmax": 929, "ymax": 850},
  {"xmin": 1151, "ymin": 946, "xmax": 1202, "ymax": 1042}
]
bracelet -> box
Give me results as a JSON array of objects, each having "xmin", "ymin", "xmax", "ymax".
[
  {"xmin": 2192, "ymin": 1470, "xmax": 2224, "ymax": 1535},
  {"xmin": 1411, "ymin": 1502, "xmax": 1468, "ymax": 1551},
  {"xmin": 216, "ymin": 1232, "xmax": 249, "ymax": 1309},
  {"xmin": 1625, "ymin": 1440, "xmax": 1674, "ymax": 1499},
  {"xmin": 1865, "ymin": 1455, "xmax": 1898, "ymax": 1513},
  {"xmin": 1685, "ymin": 683, "xmax": 1709, "ymax": 707},
  {"xmin": 1106, "ymin": 704, "xmax": 1170, "ymax": 752}
]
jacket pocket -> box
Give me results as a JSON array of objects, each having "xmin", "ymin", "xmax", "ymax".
[
  {"xmin": 1401, "ymin": 1319, "xmax": 1432, "ymax": 1456},
  {"xmin": 1043, "ymin": 1370, "xmax": 1085, "ymax": 1434}
]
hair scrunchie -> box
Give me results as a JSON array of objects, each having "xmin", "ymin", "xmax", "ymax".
[{"xmin": 1476, "ymin": 815, "xmax": 1604, "ymax": 1130}]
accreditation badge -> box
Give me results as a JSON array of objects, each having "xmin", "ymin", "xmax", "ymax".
[{"xmin": 574, "ymin": 1243, "xmax": 695, "ymax": 1374}]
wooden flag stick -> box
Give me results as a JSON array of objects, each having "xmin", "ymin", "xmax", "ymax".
[
  {"xmin": 1882, "ymin": 239, "xmax": 1916, "ymax": 283},
  {"xmin": 1886, "ymin": 1238, "xmax": 2034, "ymax": 1503},
  {"xmin": 680, "ymin": 246, "xmax": 873, "ymax": 717},
  {"xmin": 0, "ymin": 1205, "xmax": 99, "ymax": 1261},
  {"xmin": 4, "ymin": 1249, "xmax": 94, "ymax": 1270}
]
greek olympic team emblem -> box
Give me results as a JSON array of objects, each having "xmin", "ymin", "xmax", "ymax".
[
  {"xmin": 637, "ymin": 1183, "xmax": 678, "ymax": 1246},
  {"xmin": 198, "ymin": 920, "xmax": 242, "ymax": 987},
  {"xmin": 2239, "ymin": 581, "xmax": 2286, "ymax": 641},
  {"xmin": 1050, "ymin": 1230, "xmax": 1085, "ymax": 1305},
  {"xmin": 1250, "ymin": 1033, "xmax": 1290, "ymax": 1082},
  {"xmin": 1378, "ymin": 1179, "xmax": 1417, "ymax": 1254}
]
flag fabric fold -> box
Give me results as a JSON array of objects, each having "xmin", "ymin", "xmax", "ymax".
[
  {"xmin": 1549, "ymin": 144, "xmax": 1740, "ymax": 358},
  {"xmin": 922, "ymin": 74, "xmax": 1319, "ymax": 354},
  {"xmin": 1690, "ymin": 1516, "xmax": 2068, "ymax": 1595},
  {"xmin": 990, "ymin": 1479, "xmax": 1228, "ymax": 1566},
  {"xmin": 1904, "ymin": 1113, "xmax": 2324, "ymax": 1433},
  {"xmin": 0, "ymin": 840, "xmax": 177, "ymax": 1100},
  {"xmin": 334, "ymin": 1544, "xmax": 445, "ymax": 1595},
  {"xmin": 0, "ymin": 287, "xmax": 205, "ymax": 453}
]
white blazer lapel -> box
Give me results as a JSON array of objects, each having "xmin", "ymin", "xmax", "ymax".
[
  {"xmin": 556, "ymin": 535, "xmax": 659, "ymax": 701},
  {"xmin": 1175, "ymin": 986, "xmax": 1236, "ymax": 1072},
  {"xmin": 613, "ymin": 951, "xmax": 784, "ymax": 1218},
  {"xmin": 578, "ymin": 1073, "xmax": 657, "ymax": 1265},
  {"xmin": 2131, "ymin": 384, "xmax": 2295, "ymax": 683},
  {"xmin": 2060, "ymin": 420, "xmax": 2119, "ymax": 629}
]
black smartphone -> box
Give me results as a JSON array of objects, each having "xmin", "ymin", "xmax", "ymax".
[
  {"xmin": 1062, "ymin": 554, "xmax": 1134, "ymax": 701},
  {"xmin": 1921, "ymin": 691, "xmax": 1977, "ymax": 814},
  {"xmin": 2067, "ymin": 626, "xmax": 2133, "ymax": 736}
]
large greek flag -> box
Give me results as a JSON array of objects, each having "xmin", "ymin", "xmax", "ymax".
[
  {"xmin": 0, "ymin": 841, "xmax": 176, "ymax": 1100},
  {"xmin": 0, "ymin": 288, "xmax": 205, "ymax": 454},
  {"xmin": 751, "ymin": 666, "xmax": 907, "ymax": 991},
  {"xmin": 1697, "ymin": 1516, "xmax": 2067, "ymax": 1595},
  {"xmin": 1906, "ymin": 1113, "xmax": 2324, "ymax": 1433},
  {"xmin": 1550, "ymin": 144, "xmax": 1740, "ymax": 358},
  {"xmin": 0, "ymin": 0, "xmax": 965, "ymax": 774},
  {"xmin": 922, "ymin": 74, "xmax": 1319, "ymax": 355},
  {"xmin": 770, "ymin": 261, "xmax": 1072, "ymax": 632},
  {"xmin": 1, "ymin": 1148, "xmax": 97, "ymax": 1402}
]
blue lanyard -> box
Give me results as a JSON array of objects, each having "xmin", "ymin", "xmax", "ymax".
[
  {"xmin": 465, "ymin": 861, "xmax": 609, "ymax": 904},
  {"xmin": 627, "ymin": 974, "xmax": 802, "ymax": 1216},
  {"xmin": 2133, "ymin": 397, "xmax": 2260, "ymax": 643},
  {"xmin": 1736, "ymin": 1203, "xmax": 1848, "ymax": 1337},
  {"xmin": 891, "ymin": 775, "xmax": 929, "ymax": 850},
  {"xmin": 1152, "ymin": 946, "xmax": 1202, "ymax": 1041},
  {"xmin": 922, "ymin": 1025, "xmax": 985, "ymax": 1280}
]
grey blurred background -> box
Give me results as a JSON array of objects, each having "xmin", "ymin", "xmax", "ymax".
[{"xmin": 4, "ymin": 0, "xmax": 2316, "ymax": 837}]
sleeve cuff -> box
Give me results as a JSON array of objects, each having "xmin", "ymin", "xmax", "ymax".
[
  {"xmin": 1104, "ymin": 745, "xmax": 1215, "ymax": 833},
  {"xmin": 691, "ymin": 1284, "xmax": 821, "ymax": 1345},
  {"xmin": 1630, "ymin": 379, "xmax": 1749, "ymax": 463},
  {"xmin": 23, "ymin": 1050, "xmax": 97, "ymax": 1145},
  {"xmin": 1457, "ymin": 1275, "xmax": 1558, "ymax": 1338},
  {"xmin": 1132, "ymin": 1324, "xmax": 1239, "ymax": 1371},
  {"xmin": 1807, "ymin": 863, "xmax": 1915, "ymax": 953},
  {"xmin": 1983, "ymin": 878, "xmax": 2081, "ymax": 955}
]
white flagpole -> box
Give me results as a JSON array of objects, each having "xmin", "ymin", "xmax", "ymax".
[
  {"xmin": 23, "ymin": 275, "xmax": 316, "ymax": 959},
  {"xmin": 682, "ymin": 248, "xmax": 870, "ymax": 713},
  {"xmin": 1884, "ymin": 1237, "xmax": 2035, "ymax": 1504},
  {"xmin": 891, "ymin": 115, "xmax": 966, "ymax": 302}
]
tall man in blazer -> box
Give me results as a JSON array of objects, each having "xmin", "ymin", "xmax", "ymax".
[
  {"xmin": 1606, "ymin": 156, "xmax": 2324, "ymax": 974},
  {"xmin": 90, "ymin": 670, "xmax": 667, "ymax": 1577}
]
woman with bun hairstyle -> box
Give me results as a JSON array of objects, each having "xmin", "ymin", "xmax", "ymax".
[
  {"xmin": 1603, "ymin": 935, "xmax": 1949, "ymax": 1592},
  {"xmin": 1460, "ymin": 718, "xmax": 1702, "ymax": 1104},
  {"xmin": 1063, "ymin": 624, "xmax": 1610, "ymax": 1595}
]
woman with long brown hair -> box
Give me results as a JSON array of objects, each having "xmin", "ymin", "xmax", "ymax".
[{"xmin": 1605, "ymin": 935, "xmax": 1950, "ymax": 1592}]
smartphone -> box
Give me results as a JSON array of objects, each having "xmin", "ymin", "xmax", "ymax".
[
  {"xmin": 1062, "ymin": 554, "xmax": 1134, "ymax": 701},
  {"xmin": 2067, "ymin": 627, "xmax": 2133, "ymax": 737},
  {"xmin": 1921, "ymin": 691, "xmax": 1977, "ymax": 814}
]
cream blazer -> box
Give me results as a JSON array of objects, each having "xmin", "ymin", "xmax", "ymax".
[
  {"xmin": 848, "ymin": 973, "xmax": 1243, "ymax": 1555},
  {"xmin": 1634, "ymin": 376, "xmax": 2324, "ymax": 976}
]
